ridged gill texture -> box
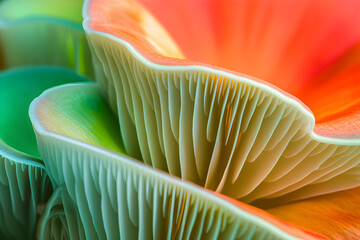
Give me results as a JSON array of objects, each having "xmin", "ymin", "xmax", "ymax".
[
  {"xmin": 86, "ymin": 34, "xmax": 360, "ymax": 206},
  {"xmin": 30, "ymin": 83, "xmax": 315, "ymax": 240},
  {"xmin": 0, "ymin": 152, "xmax": 51, "ymax": 240}
]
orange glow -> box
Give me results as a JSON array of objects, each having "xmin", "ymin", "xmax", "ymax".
[
  {"xmin": 299, "ymin": 43, "xmax": 360, "ymax": 138},
  {"xmin": 267, "ymin": 187, "xmax": 360, "ymax": 239},
  {"xmin": 212, "ymin": 192, "xmax": 326, "ymax": 239},
  {"xmin": 137, "ymin": 0, "xmax": 360, "ymax": 95}
]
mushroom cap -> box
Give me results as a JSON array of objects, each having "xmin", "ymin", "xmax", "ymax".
[
  {"xmin": 30, "ymin": 82, "xmax": 316, "ymax": 239},
  {"xmin": 83, "ymin": 0, "xmax": 360, "ymax": 205}
]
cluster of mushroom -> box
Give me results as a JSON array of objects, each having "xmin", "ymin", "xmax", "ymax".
[{"xmin": 1, "ymin": 0, "xmax": 360, "ymax": 239}]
